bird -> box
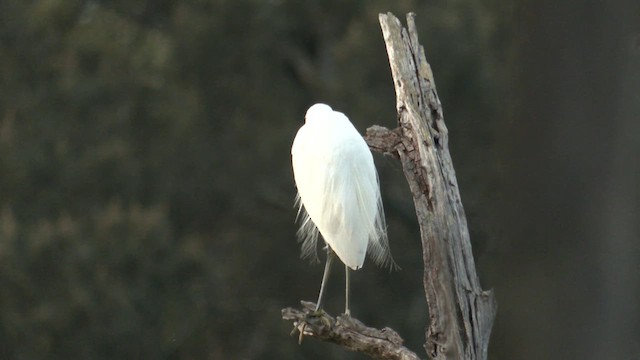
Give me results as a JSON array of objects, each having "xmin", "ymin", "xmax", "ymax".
[{"xmin": 291, "ymin": 103, "xmax": 394, "ymax": 316}]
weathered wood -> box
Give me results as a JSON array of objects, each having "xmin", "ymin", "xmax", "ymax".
[
  {"xmin": 282, "ymin": 301, "xmax": 420, "ymax": 360},
  {"xmin": 374, "ymin": 12, "xmax": 497, "ymax": 360},
  {"xmin": 282, "ymin": 12, "xmax": 496, "ymax": 360}
]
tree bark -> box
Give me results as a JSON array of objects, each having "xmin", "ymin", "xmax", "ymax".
[
  {"xmin": 283, "ymin": 12, "xmax": 496, "ymax": 360},
  {"xmin": 374, "ymin": 13, "xmax": 496, "ymax": 359},
  {"xmin": 282, "ymin": 301, "xmax": 420, "ymax": 360}
]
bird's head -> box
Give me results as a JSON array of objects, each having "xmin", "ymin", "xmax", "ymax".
[{"xmin": 305, "ymin": 103, "xmax": 333, "ymax": 123}]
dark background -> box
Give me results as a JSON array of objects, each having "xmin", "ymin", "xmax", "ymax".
[{"xmin": 0, "ymin": 0, "xmax": 638, "ymax": 359}]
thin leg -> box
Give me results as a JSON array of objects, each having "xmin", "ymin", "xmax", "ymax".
[
  {"xmin": 344, "ymin": 265, "xmax": 351, "ymax": 316},
  {"xmin": 315, "ymin": 248, "xmax": 335, "ymax": 312}
]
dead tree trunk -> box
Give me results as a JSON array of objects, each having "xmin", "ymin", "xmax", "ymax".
[
  {"xmin": 374, "ymin": 12, "xmax": 497, "ymax": 359},
  {"xmin": 283, "ymin": 12, "xmax": 496, "ymax": 360}
]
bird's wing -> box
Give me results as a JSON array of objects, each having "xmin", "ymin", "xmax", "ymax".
[{"xmin": 291, "ymin": 124, "xmax": 322, "ymax": 263}]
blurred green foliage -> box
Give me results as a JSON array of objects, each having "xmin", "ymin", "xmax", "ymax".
[{"xmin": 0, "ymin": 0, "xmax": 510, "ymax": 359}]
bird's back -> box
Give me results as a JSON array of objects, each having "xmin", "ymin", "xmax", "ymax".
[{"xmin": 292, "ymin": 105, "xmax": 392, "ymax": 270}]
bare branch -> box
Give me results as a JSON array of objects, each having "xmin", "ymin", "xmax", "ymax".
[
  {"xmin": 364, "ymin": 125, "xmax": 402, "ymax": 158},
  {"xmin": 282, "ymin": 302, "xmax": 420, "ymax": 360}
]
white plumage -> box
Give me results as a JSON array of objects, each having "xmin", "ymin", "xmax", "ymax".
[{"xmin": 291, "ymin": 103, "xmax": 393, "ymax": 270}]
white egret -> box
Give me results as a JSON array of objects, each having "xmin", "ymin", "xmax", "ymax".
[{"xmin": 291, "ymin": 103, "xmax": 394, "ymax": 316}]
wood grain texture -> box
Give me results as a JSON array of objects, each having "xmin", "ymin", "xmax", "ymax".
[
  {"xmin": 376, "ymin": 12, "xmax": 496, "ymax": 360},
  {"xmin": 282, "ymin": 301, "xmax": 420, "ymax": 360}
]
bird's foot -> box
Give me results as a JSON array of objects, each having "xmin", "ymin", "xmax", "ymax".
[
  {"xmin": 289, "ymin": 302, "xmax": 333, "ymax": 344},
  {"xmin": 337, "ymin": 312, "xmax": 364, "ymax": 330}
]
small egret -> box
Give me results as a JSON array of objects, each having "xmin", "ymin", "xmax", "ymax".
[{"xmin": 291, "ymin": 103, "xmax": 394, "ymax": 316}]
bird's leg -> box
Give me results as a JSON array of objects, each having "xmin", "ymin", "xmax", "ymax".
[
  {"xmin": 293, "ymin": 250, "xmax": 334, "ymax": 344},
  {"xmin": 315, "ymin": 247, "xmax": 335, "ymax": 312},
  {"xmin": 344, "ymin": 264, "xmax": 351, "ymax": 316},
  {"xmin": 338, "ymin": 265, "xmax": 360, "ymax": 329}
]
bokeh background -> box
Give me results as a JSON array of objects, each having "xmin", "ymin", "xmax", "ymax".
[{"xmin": 1, "ymin": 0, "xmax": 638, "ymax": 359}]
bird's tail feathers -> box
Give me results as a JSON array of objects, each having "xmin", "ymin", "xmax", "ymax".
[{"xmin": 366, "ymin": 207, "xmax": 399, "ymax": 270}]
